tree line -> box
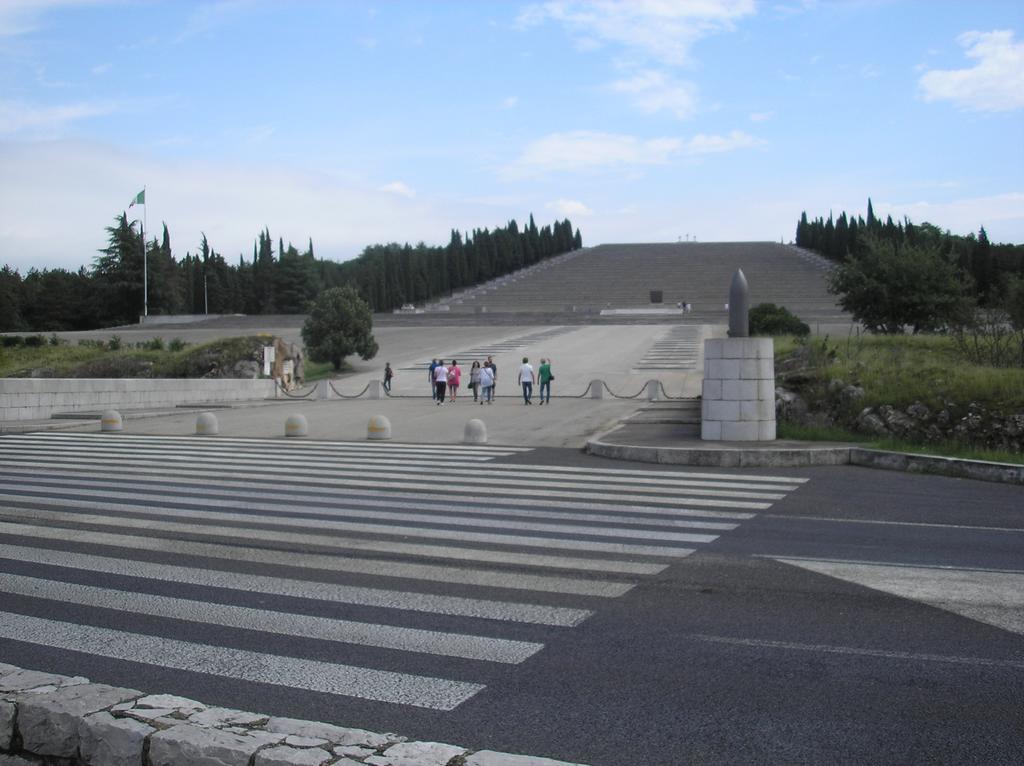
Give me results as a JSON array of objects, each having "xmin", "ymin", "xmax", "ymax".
[
  {"xmin": 796, "ymin": 198, "xmax": 1024, "ymax": 306},
  {"xmin": 798, "ymin": 201, "xmax": 1024, "ymax": 356},
  {"xmin": 0, "ymin": 215, "xmax": 582, "ymax": 331}
]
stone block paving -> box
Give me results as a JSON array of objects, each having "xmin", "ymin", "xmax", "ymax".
[{"xmin": 0, "ymin": 663, "xmax": 586, "ymax": 766}]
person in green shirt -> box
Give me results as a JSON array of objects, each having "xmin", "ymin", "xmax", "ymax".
[{"xmin": 538, "ymin": 358, "xmax": 553, "ymax": 405}]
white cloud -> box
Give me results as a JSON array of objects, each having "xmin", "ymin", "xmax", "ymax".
[
  {"xmin": 880, "ymin": 192, "xmax": 1024, "ymax": 237},
  {"xmin": 504, "ymin": 128, "xmax": 764, "ymax": 177},
  {"xmin": 919, "ymin": 30, "xmax": 1024, "ymax": 112},
  {"xmin": 683, "ymin": 130, "xmax": 764, "ymax": 154},
  {"xmin": 749, "ymin": 111, "xmax": 774, "ymax": 122},
  {"xmin": 500, "ymin": 95, "xmax": 519, "ymax": 109},
  {"xmin": 610, "ymin": 69, "xmax": 698, "ymax": 120},
  {"xmin": 0, "ymin": 0, "xmax": 102, "ymax": 37},
  {"xmin": 518, "ymin": 0, "xmax": 756, "ymax": 66},
  {"xmin": 505, "ymin": 131, "xmax": 683, "ymax": 177},
  {"xmin": 0, "ymin": 99, "xmax": 115, "ymax": 135},
  {"xmin": 380, "ymin": 181, "xmax": 416, "ymax": 198},
  {"xmin": 547, "ymin": 198, "xmax": 593, "ymax": 217},
  {"xmin": 0, "ymin": 140, "xmax": 457, "ymax": 272}
]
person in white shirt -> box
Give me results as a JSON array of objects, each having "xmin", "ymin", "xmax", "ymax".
[
  {"xmin": 518, "ymin": 356, "xmax": 535, "ymax": 405},
  {"xmin": 479, "ymin": 363, "xmax": 495, "ymax": 404},
  {"xmin": 433, "ymin": 362, "xmax": 448, "ymax": 405}
]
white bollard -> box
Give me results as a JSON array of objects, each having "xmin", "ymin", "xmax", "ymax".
[
  {"xmin": 367, "ymin": 380, "xmax": 385, "ymax": 400},
  {"xmin": 589, "ymin": 380, "xmax": 604, "ymax": 399},
  {"xmin": 284, "ymin": 413, "xmax": 308, "ymax": 437},
  {"xmin": 195, "ymin": 411, "xmax": 219, "ymax": 436},
  {"xmin": 645, "ymin": 380, "xmax": 660, "ymax": 401},
  {"xmin": 367, "ymin": 414, "xmax": 392, "ymax": 440},
  {"xmin": 100, "ymin": 410, "xmax": 123, "ymax": 433},
  {"xmin": 318, "ymin": 381, "xmax": 331, "ymax": 400},
  {"xmin": 464, "ymin": 418, "xmax": 487, "ymax": 444}
]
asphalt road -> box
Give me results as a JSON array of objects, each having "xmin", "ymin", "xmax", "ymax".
[{"xmin": 0, "ymin": 437, "xmax": 1021, "ymax": 765}]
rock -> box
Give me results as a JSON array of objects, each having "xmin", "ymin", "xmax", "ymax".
[
  {"xmin": 335, "ymin": 745, "xmax": 377, "ymax": 759},
  {"xmin": 0, "ymin": 701, "xmax": 14, "ymax": 749},
  {"xmin": 132, "ymin": 693, "xmax": 205, "ymax": 713},
  {"xmin": 232, "ymin": 360, "xmax": 260, "ymax": 379},
  {"xmin": 285, "ymin": 735, "xmax": 330, "ymax": 748},
  {"xmin": 879, "ymin": 405, "xmax": 915, "ymax": 436},
  {"xmin": 0, "ymin": 755, "xmax": 42, "ymax": 765},
  {"xmin": 0, "ymin": 669, "xmax": 80, "ymax": 694},
  {"xmin": 840, "ymin": 384, "xmax": 865, "ymax": 404},
  {"xmin": 264, "ymin": 717, "xmax": 395, "ymax": 749},
  {"xmin": 254, "ymin": 745, "xmax": 333, "ymax": 766},
  {"xmin": 774, "ymin": 387, "xmax": 808, "ymax": 421},
  {"xmin": 379, "ymin": 740, "xmax": 468, "ymax": 766},
  {"xmin": 78, "ymin": 711, "xmax": 155, "ymax": 766},
  {"xmin": 189, "ymin": 706, "xmax": 268, "ymax": 729},
  {"xmin": 906, "ymin": 402, "xmax": 931, "ymax": 421},
  {"xmin": 148, "ymin": 724, "xmax": 260, "ymax": 766},
  {"xmin": 17, "ymin": 683, "xmax": 141, "ymax": 758},
  {"xmin": 856, "ymin": 407, "xmax": 888, "ymax": 436}
]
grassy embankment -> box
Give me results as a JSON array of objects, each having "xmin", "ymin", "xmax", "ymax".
[
  {"xmin": 0, "ymin": 335, "xmax": 268, "ymax": 378},
  {"xmin": 0, "ymin": 334, "xmax": 349, "ymax": 382},
  {"xmin": 773, "ymin": 333, "xmax": 1024, "ymax": 464}
]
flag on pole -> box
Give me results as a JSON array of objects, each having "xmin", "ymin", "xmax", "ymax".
[{"xmin": 128, "ymin": 189, "xmax": 145, "ymax": 208}]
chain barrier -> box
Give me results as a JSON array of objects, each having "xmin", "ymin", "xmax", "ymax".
[
  {"xmin": 656, "ymin": 381, "xmax": 699, "ymax": 401},
  {"xmin": 274, "ymin": 381, "xmax": 319, "ymax": 399},
  {"xmin": 602, "ymin": 381, "xmax": 646, "ymax": 400},
  {"xmin": 328, "ymin": 381, "xmax": 372, "ymax": 399},
  {"xmin": 310, "ymin": 379, "xmax": 700, "ymax": 401}
]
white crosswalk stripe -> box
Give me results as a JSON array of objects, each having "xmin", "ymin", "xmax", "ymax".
[{"xmin": 0, "ymin": 432, "xmax": 807, "ymax": 710}]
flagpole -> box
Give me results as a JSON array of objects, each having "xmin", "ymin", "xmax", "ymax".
[{"xmin": 142, "ymin": 186, "xmax": 148, "ymax": 318}]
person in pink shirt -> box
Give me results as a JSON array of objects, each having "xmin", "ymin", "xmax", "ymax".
[{"xmin": 447, "ymin": 359, "xmax": 461, "ymax": 402}]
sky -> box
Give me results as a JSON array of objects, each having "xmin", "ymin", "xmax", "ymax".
[{"xmin": 1, "ymin": 0, "xmax": 1022, "ymax": 273}]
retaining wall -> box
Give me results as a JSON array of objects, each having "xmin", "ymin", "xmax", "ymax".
[
  {"xmin": 0, "ymin": 378, "xmax": 275, "ymax": 421},
  {"xmin": 0, "ymin": 662, "xmax": 582, "ymax": 766}
]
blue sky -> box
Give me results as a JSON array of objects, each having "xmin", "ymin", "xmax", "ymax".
[{"xmin": 1, "ymin": 0, "xmax": 1022, "ymax": 272}]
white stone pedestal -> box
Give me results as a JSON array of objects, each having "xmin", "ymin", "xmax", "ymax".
[{"xmin": 701, "ymin": 338, "xmax": 776, "ymax": 441}]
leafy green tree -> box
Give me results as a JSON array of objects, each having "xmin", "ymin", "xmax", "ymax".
[
  {"xmin": 828, "ymin": 235, "xmax": 972, "ymax": 333},
  {"xmin": 93, "ymin": 213, "xmax": 144, "ymax": 325},
  {"xmin": 301, "ymin": 285, "xmax": 378, "ymax": 370},
  {"xmin": 0, "ymin": 266, "xmax": 24, "ymax": 331},
  {"xmin": 749, "ymin": 303, "xmax": 810, "ymax": 337}
]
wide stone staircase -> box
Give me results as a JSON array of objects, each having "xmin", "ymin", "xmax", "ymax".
[{"xmin": 432, "ymin": 242, "xmax": 845, "ymax": 323}]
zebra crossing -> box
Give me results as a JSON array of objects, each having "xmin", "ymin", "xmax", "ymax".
[
  {"xmin": 633, "ymin": 325, "xmax": 702, "ymax": 371},
  {"xmin": 0, "ymin": 432, "xmax": 806, "ymax": 711}
]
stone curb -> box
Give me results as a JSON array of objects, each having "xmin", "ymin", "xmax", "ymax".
[
  {"xmin": 0, "ymin": 663, "xmax": 587, "ymax": 766},
  {"xmin": 585, "ymin": 431, "xmax": 1024, "ymax": 485}
]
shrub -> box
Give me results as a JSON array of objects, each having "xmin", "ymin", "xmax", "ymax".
[
  {"xmin": 168, "ymin": 337, "xmax": 188, "ymax": 352},
  {"xmin": 23, "ymin": 334, "xmax": 46, "ymax": 347},
  {"xmin": 1, "ymin": 336, "xmax": 23, "ymax": 348},
  {"xmin": 108, "ymin": 335, "xmax": 122, "ymax": 351},
  {"xmin": 144, "ymin": 337, "xmax": 165, "ymax": 351},
  {"xmin": 750, "ymin": 303, "xmax": 810, "ymax": 337}
]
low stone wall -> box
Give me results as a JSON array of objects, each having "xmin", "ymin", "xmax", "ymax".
[
  {"xmin": 138, "ymin": 314, "xmax": 224, "ymax": 325},
  {"xmin": 0, "ymin": 378, "xmax": 275, "ymax": 421},
  {"xmin": 0, "ymin": 663, "xmax": 583, "ymax": 766}
]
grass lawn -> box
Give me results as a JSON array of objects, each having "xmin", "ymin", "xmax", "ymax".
[{"xmin": 773, "ymin": 332, "xmax": 1024, "ymax": 463}]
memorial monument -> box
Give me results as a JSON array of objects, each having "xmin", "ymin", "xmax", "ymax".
[{"xmin": 701, "ymin": 269, "xmax": 777, "ymax": 441}]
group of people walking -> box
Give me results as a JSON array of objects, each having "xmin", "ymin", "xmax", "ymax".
[
  {"xmin": 515, "ymin": 356, "xmax": 553, "ymax": 405},
  {"xmin": 401, "ymin": 355, "xmax": 553, "ymax": 405}
]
